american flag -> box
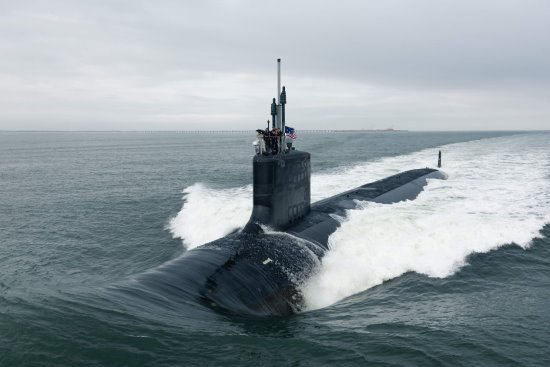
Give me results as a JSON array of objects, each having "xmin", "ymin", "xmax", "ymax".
[{"xmin": 285, "ymin": 126, "xmax": 297, "ymax": 139}]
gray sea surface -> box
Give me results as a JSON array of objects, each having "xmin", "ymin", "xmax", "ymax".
[{"xmin": 1, "ymin": 130, "xmax": 549, "ymax": 366}]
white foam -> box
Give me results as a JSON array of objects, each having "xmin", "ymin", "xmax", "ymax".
[
  {"xmin": 168, "ymin": 133, "xmax": 550, "ymax": 309},
  {"xmin": 168, "ymin": 183, "xmax": 252, "ymax": 249},
  {"xmin": 302, "ymin": 133, "xmax": 550, "ymax": 310}
]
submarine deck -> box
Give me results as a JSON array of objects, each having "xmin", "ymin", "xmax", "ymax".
[{"xmin": 287, "ymin": 168, "xmax": 441, "ymax": 248}]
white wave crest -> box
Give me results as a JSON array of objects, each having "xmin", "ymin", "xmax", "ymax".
[
  {"xmin": 168, "ymin": 133, "xmax": 550, "ymax": 310},
  {"xmin": 302, "ymin": 133, "xmax": 550, "ymax": 310},
  {"xmin": 168, "ymin": 183, "xmax": 252, "ymax": 249}
]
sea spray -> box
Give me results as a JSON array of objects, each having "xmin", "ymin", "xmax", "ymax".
[
  {"xmin": 168, "ymin": 183, "xmax": 252, "ymax": 249},
  {"xmin": 303, "ymin": 134, "xmax": 550, "ymax": 310},
  {"xmin": 169, "ymin": 134, "xmax": 550, "ymax": 309}
]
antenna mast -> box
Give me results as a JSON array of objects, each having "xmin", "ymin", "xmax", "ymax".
[
  {"xmin": 277, "ymin": 59, "xmax": 281, "ymax": 107},
  {"xmin": 276, "ymin": 58, "xmax": 286, "ymax": 150}
]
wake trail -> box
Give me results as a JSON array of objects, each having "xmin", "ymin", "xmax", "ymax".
[
  {"xmin": 303, "ymin": 133, "xmax": 550, "ymax": 309},
  {"xmin": 168, "ymin": 133, "xmax": 550, "ymax": 310}
]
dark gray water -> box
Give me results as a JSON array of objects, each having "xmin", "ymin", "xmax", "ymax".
[{"xmin": 1, "ymin": 131, "xmax": 549, "ymax": 366}]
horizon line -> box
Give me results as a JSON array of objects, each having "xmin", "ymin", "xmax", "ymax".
[{"xmin": 0, "ymin": 129, "xmax": 545, "ymax": 133}]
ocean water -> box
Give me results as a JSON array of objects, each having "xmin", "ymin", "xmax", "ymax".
[{"xmin": 1, "ymin": 130, "xmax": 549, "ymax": 366}]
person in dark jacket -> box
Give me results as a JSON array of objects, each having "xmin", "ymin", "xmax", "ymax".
[{"xmin": 271, "ymin": 128, "xmax": 282, "ymax": 154}]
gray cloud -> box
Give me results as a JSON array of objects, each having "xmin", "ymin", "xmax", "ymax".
[{"xmin": 1, "ymin": 0, "xmax": 549, "ymax": 130}]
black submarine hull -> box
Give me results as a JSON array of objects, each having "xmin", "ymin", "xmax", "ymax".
[
  {"xmin": 129, "ymin": 59, "xmax": 448, "ymax": 316},
  {"xmin": 135, "ymin": 163, "xmax": 447, "ymax": 316}
]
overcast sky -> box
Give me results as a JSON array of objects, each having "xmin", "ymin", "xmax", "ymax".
[{"xmin": 1, "ymin": 0, "xmax": 549, "ymax": 131}]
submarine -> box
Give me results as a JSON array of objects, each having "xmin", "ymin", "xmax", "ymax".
[{"xmin": 137, "ymin": 59, "xmax": 447, "ymax": 316}]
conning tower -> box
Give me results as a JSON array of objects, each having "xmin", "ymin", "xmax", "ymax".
[{"xmin": 243, "ymin": 59, "xmax": 311, "ymax": 233}]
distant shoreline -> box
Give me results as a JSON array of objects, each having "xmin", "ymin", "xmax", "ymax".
[
  {"xmin": 0, "ymin": 129, "xmax": 408, "ymax": 133},
  {"xmin": 1, "ymin": 129, "xmax": 542, "ymax": 133}
]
